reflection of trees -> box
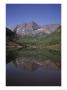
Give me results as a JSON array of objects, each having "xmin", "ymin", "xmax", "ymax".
[
  {"xmin": 6, "ymin": 49, "xmax": 61, "ymax": 70},
  {"xmin": 6, "ymin": 49, "xmax": 18, "ymax": 64},
  {"xmin": 12, "ymin": 56, "xmax": 61, "ymax": 71}
]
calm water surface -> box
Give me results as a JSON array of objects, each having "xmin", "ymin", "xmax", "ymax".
[{"xmin": 6, "ymin": 48, "xmax": 61, "ymax": 86}]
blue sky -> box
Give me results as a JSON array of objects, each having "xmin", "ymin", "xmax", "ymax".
[{"xmin": 6, "ymin": 4, "xmax": 61, "ymax": 28}]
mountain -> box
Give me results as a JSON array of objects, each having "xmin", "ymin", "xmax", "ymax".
[
  {"xmin": 6, "ymin": 22, "xmax": 61, "ymax": 50},
  {"xmin": 41, "ymin": 24, "xmax": 60, "ymax": 34},
  {"xmin": 13, "ymin": 21, "xmax": 60, "ymax": 37},
  {"xmin": 13, "ymin": 21, "xmax": 41, "ymax": 37}
]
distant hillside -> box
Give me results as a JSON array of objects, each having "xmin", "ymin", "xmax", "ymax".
[
  {"xmin": 6, "ymin": 28, "xmax": 15, "ymax": 41},
  {"xmin": 42, "ymin": 24, "xmax": 60, "ymax": 34},
  {"xmin": 42, "ymin": 26, "xmax": 61, "ymax": 45},
  {"xmin": 6, "ymin": 28, "xmax": 21, "ymax": 47}
]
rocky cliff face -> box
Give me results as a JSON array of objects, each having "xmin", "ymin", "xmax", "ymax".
[
  {"xmin": 13, "ymin": 21, "xmax": 41, "ymax": 36},
  {"xmin": 13, "ymin": 21, "xmax": 60, "ymax": 37}
]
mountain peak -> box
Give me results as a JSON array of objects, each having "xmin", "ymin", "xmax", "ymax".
[
  {"xmin": 13, "ymin": 21, "xmax": 60, "ymax": 37},
  {"xmin": 13, "ymin": 21, "xmax": 40, "ymax": 35},
  {"xmin": 31, "ymin": 21, "xmax": 37, "ymax": 24}
]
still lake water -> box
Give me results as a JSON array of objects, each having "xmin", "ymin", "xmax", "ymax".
[{"xmin": 6, "ymin": 48, "xmax": 61, "ymax": 86}]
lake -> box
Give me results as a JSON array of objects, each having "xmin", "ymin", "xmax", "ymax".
[{"xmin": 6, "ymin": 48, "xmax": 61, "ymax": 86}]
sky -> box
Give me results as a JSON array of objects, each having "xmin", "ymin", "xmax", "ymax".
[{"xmin": 6, "ymin": 4, "xmax": 61, "ymax": 28}]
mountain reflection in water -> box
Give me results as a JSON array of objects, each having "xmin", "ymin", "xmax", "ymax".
[
  {"xmin": 6, "ymin": 49, "xmax": 61, "ymax": 86},
  {"xmin": 12, "ymin": 57, "xmax": 60, "ymax": 71}
]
